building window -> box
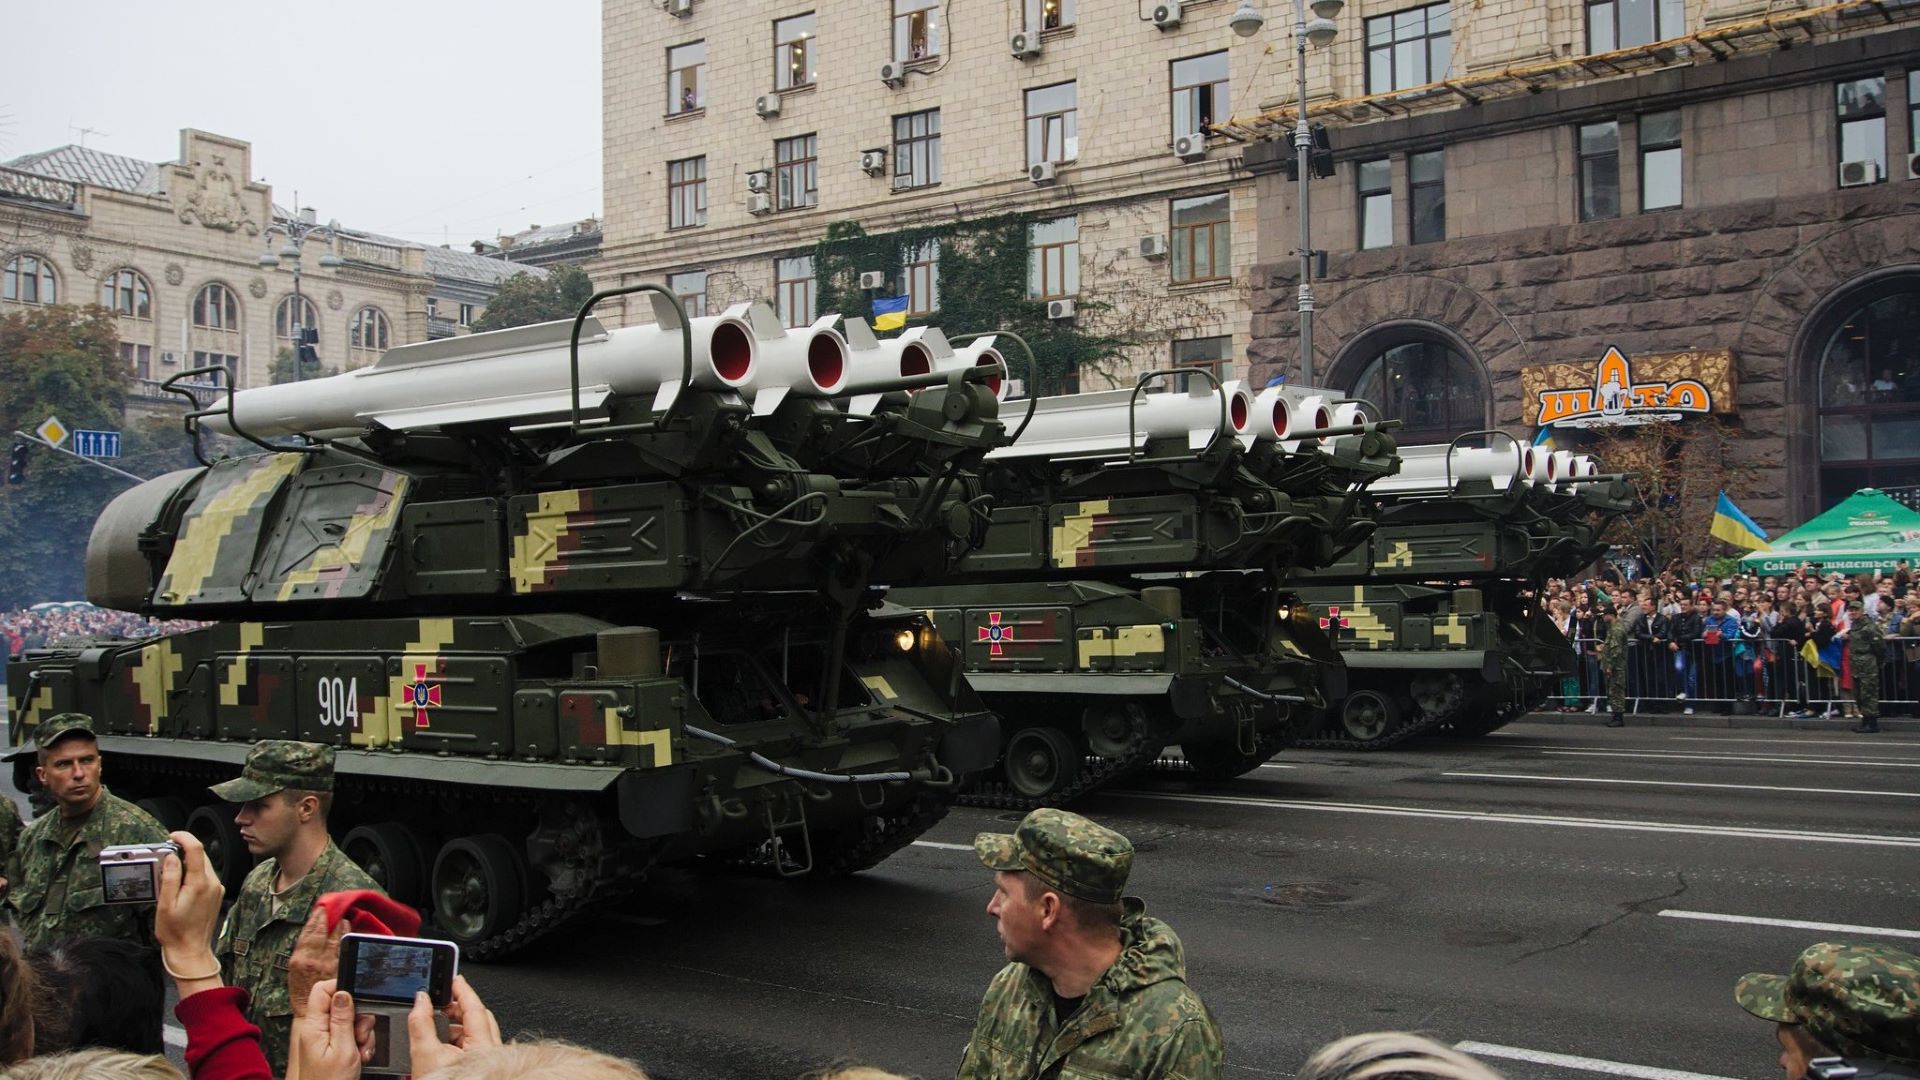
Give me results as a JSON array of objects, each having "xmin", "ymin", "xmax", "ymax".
[
  {"xmin": 1027, "ymin": 216, "xmax": 1079, "ymax": 300},
  {"xmin": 1586, "ymin": 0, "xmax": 1683, "ymax": 52},
  {"xmin": 894, "ymin": 0, "xmax": 941, "ymax": 61},
  {"xmin": 275, "ymin": 295, "xmax": 318, "ymax": 341},
  {"xmin": 1910, "ymin": 71, "xmax": 1919, "ymax": 158},
  {"xmin": 1171, "ymin": 52, "xmax": 1228, "ymax": 142},
  {"xmin": 3, "ymin": 255, "xmax": 57, "ymax": 305},
  {"xmin": 903, "ymin": 240, "xmax": 940, "ymax": 315},
  {"xmin": 1409, "ymin": 150, "xmax": 1445, "ymax": 244},
  {"xmin": 1815, "ymin": 280, "xmax": 1920, "ymax": 508},
  {"xmin": 1349, "ymin": 336, "xmax": 1488, "ymax": 443},
  {"xmin": 1365, "ymin": 3, "xmax": 1451, "ymax": 95},
  {"xmin": 1171, "ymin": 336, "xmax": 1232, "ymax": 392},
  {"xmin": 120, "ymin": 342, "xmax": 153, "ymax": 380},
  {"xmin": 1638, "ymin": 110, "xmax": 1682, "ymax": 211},
  {"xmin": 1026, "ymin": 0, "xmax": 1074, "ymax": 30},
  {"xmin": 192, "ymin": 283, "xmax": 239, "ymax": 330},
  {"xmin": 775, "ymin": 255, "xmax": 815, "ymax": 329},
  {"xmin": 775, "ymin": 134, "xmax": 818, "ymax": 211},
  {"xmin": 775, "ymin": 13, "xmax": 816, "ymax": 90},
  {"xmin": 1170, "ymin": 193, "xmax": 1231, "ymax": 284},
  {"xmin": 458, "ymin": 303, "xmax": 475, "ymax": 327},
  {"xmin": 1026, "ymin": 82, "xmax": 1078, "ymax": 169},
  {"xmin": 350, "ymin": 306, "xmax": 391, "ymax": 360},
  {"xmin": 425, "ymin": 297, "xmax": 439, "ymax": 319},
  {"xmin": 1577, "ymin": 121, "xmax": 1621, "ymax": 222},
  {"xmin": 193, "ymin": 351, "xmax": 240, "ymax": 386},
  {"xmin": 668, "ymin": 156, "xmax": 707, "ymax": 229},
  {"xmin": 100, "ymin": 269, "xmax": 151, "ymax": 319},
  {"xmin": 1357, "ymin": 158, "xmax": 1393, "ymax": 249},
  {"xmin": 668, "ymin": 270, "xmax": 708, "ymax": 318},
  {"xmin": 893, "ymin": 109, "xmax": 941, "ymax": 190},
  {"xmin": 668, "ymin": 41, "xmax": 706, "ymax": 115},
  {"xmin": 1837, "ymin": 77, "xmax": 1888, "ymax": 184}
]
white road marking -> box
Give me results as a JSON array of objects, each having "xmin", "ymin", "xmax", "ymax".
[
  {"xmin": 1667, "ymin": 735, "xmax": 1919, "ymax": 748},
  {"xmin": 1257, "ymin": 762, "xmax": 1297, "ymax": 770},
  {"xmin": 1456, "ymin": 1041, "xmax": 1739, "ymax": 1080},
  {"xmin": 164, "ymin": 1024, "xmax": 186, "ymax": 1049},
  {"xmin": 1657, "ymin": 909, "xmax": 1920, "ymax": 940},
  {"xmin": 1542, "ymin": 749, "xmax": 1920, "ymax": 768},
  {"xmin": 1105, "ymin": 790, "xmax": 1920, "ymax": 848},
  {"xmin": 911, "ymin": 840, "xmax": 974, "ymax": 852},
  {"xmin": 1487, "ymin": 739, "xmax": 1920, "ymax": 762},
  {"xmin": 1442, "ymin": 771, "xmax": 1920, "ymax": 799}
]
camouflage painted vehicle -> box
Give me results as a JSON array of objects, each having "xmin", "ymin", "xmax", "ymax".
[
  {"xmin": 895, "ymin": 374, "xmax": 1397, "ymax": 807},
  {"xmin": 1290, "ymin": 438, "xmax": 1638, "ymax": 749},
  {"xmin": 6, "ymin": 289, "xmax": 1008, "ymax": 958}
]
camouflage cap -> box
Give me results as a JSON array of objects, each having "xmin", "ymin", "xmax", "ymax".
[
  {"xmin": 1736, "ymin": 942, "xmax": 1920, "ymax": 1066},
  {"xmin": 3, "ymin": 712, "xmax": 97, "ymax": 761},
  {"xmin": 975, "ymin": 807, "xmax": 1133, "ymax": 904},
  {"xmin": 209, "ymin": 740, "xmax": 336, "ymax": 801}
]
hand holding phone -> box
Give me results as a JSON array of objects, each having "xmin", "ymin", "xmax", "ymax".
[{"xmin": 335, "ymin": 933, "xmax": 459, "ymax": 1076}]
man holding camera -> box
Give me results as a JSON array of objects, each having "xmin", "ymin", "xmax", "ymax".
[
  {"xmin": 1737, "ymin": 941, "xmax": 1920, "ymax": 1079},
  {"xmin": 0, "ymin": 713, "xmax": 170, "ymax": 946},
  {"xmin": 211, "ymin": 739, "xmax": 382, "ymax": 1075}
]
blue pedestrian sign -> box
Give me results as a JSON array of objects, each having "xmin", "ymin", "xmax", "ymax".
[{"xmin": 72, "ymin": 429, "xmax": 121, "ymax": 459}]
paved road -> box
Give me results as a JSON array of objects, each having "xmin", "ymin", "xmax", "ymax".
[{"xmin": 435, "ymin": 722, "xmax": 1920, "ymax": 1080}]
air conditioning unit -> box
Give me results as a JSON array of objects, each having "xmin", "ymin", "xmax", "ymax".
[
  {"xmin": 1838, "ymin": 158, "xmax": 1879, "ymax": 188},
  {"xmin": 160, "ymin": 351, "xmax": 179, "ymax": 365},
  {"xmin": 1010, "ymin": 31, "xmax": 1041, "ymax": 58},
  {"xmin": 859, "ymin": 271, "xmax": 887, "ymax": 289},
  {"xmin": 668, "ymin": 0, "xmax": 692, "ymax": 14},
  {"xmin": 1174, "ymin": 133, "xmax": 1207, "ymax": 161},
  {"xmin": 880, "ymin": 62, "xmax": 906, "ymax": 87},
  {"xmin": 747, "ymin": 193, "xmax": 773, "ymax": 215},
  {"xmin": 755, "ymin": 93, "xmax": 781, "ymax": 118},
  {"xmin": 1139, "ymin": 235, "xmax": 1168, "ymax": 259},
  {"xmin": 746, "ymin": 169, "xmax": 772, "ymax": 194},
  {"xmin": 860, "ymin": 149, "xmax": 888, "ymax": 175},
  {"xmin": 1029, "ymin": 161, "xmax": 1058, "ymax": 186},
  {"xmin": 1152, "ymin": 2, "xmax": 1183, "ymax": 28},
  {"xmin": 1907, "ymin": 152, "xmax": 1920, "ymax": 181},
  {"xmin": 1047, "ymin": 299, "xmax": 1077, "ymax": 320}
]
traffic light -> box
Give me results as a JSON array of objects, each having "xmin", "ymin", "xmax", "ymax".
[
  {"xmin": 7, "ymin": 441, "xmax": 28, "ymax": 485},
  {"xmin": 297, "ymin": 326, "xmax": 320, "ymax": 367},
  {"xmin": 1281, "ymin": 124, "xmax": 1337, "ymax": 181}
]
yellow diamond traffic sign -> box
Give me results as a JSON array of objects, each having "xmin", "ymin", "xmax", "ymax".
[{"xmin": 34, "ymin": 416, "xmax": 68, "ymax": 449}]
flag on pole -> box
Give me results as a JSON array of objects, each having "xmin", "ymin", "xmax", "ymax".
[
  {"xmin": 1709, "ymin": 491, "xmax": 1771, "ymax": 551},
  {"xmin": 1531, "ymin": 427, "xmax": 1555, "ymax": 450},
  {"xmin": 870, "ymin": 295, "xmax": 909, "ymax": 332}
]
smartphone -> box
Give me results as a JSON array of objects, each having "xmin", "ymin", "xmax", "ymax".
[{"xmin": 336, "ymin": 933, "xmax": 459, "ymax": 1076}]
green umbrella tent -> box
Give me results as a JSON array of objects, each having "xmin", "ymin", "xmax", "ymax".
[{"xmin": 1738, "ymin": 489, "xmax": 1920, "ymax": 576}]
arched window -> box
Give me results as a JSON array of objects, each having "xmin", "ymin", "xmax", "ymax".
[
  {"xmin": 275, "ymin": 295, "xmax": 319, "ymax": 341},
  {"xmin": 100, "ymin": 269, "xmax": 152, "ymax": 319},
  {"xmin": 1341, "ymin": 329, "xmax": 1490, "ymax": 444},
  {"xmin": 3, "ymin": 254, "xmax": 58, "ymax": 305},
  {"xmin": 1814, "ymin": 277, "xmax": 1920, "ymax": 509},
  {"xmin": 192, "ymin": 283, "xmax": 240, "ymax": 331},
  {"xmin": 350, "ymin": 306, "xmax": 391, "ymax": 358}
]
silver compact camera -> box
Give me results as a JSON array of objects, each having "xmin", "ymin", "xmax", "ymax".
[{"xmin": 97, "ymin": 841, "xmax": 184, "ymax": 905}]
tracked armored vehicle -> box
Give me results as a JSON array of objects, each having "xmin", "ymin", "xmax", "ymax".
[
  {"xmin": 1292, "ymin": 437, "xmax": 1638, "ymax": 750},
  {"xmin": 6, "ymin": 289, "xmax": 1007, "ymax": 958}
]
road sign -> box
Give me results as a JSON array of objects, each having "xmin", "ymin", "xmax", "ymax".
[
  {"xmin": 34, "ymin": 416, "xmax": 68, "ymax": 449},
  {"xmin": 73, "ymin": 429, "xmax": 121, "ymax": 459}
]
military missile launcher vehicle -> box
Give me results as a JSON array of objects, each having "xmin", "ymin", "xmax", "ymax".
[
  {"xmin": 6, "ymin": 288, "xmax": 1008, "ymax": 958},
  {"xmin": 1290, "ymin": 437, "xmax": 1638, "ymax": 750},
  {"xmin": 893, "ymin": 371, "xmax": 1400, "ymax": 807}
]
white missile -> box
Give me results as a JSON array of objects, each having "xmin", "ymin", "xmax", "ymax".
[
  {"xmin": 735, "ymin": 307, "xmax": 850, "ymax": 416},
  {"xmin": 945, "ymin": 336, "xmax": 1010, "ymax": 401},
  {"xmin": 1367, "ymin": 442, "xmax": 1530, "ymax": 496},
  {"xmin": 987, "ymin": 382, "xmax": 1251, "ymax": 461},
  {"xmin": 839, "ymin": 323, "xmax": 951, "ymax": 414}
]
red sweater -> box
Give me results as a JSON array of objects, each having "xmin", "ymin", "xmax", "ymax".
[{"xmin": 175, "ymin": 987, "xmax": 273, "ymax": 1080}]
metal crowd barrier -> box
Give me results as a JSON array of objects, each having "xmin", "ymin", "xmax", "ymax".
[{"xmin": 1547, "ymin": 635, "xmax": 1919, "ymax": 717}]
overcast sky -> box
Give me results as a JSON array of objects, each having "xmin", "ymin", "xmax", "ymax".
[{"xmin": 0, "ymin": 2, "xmax": 602, "ymax": 248}]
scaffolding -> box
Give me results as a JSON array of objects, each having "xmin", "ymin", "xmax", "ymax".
[{"xmin": 1212, "ymin": 0, "xmax": 1920, "ymax": 142}]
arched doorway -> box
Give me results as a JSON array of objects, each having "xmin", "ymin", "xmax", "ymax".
[
  {"xmin": 1808, "ymin": 274, "xmax": 1920, "ymax": 510},
  {"xmin": 1332, "ymin": 322, "xmax": 1492, "ymax": 445}
]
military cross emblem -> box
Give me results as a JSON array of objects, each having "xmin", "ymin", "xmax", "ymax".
[
  {"xmin": 977, "ymin": 611, "xmax": 1015, "ymax": 656},
  {"xmin": 408, "ymin": 662, "xmax": 443, "ymax": 728},
  {"xmin": 1319, "ymin": 607, "xmax": 1351, "ymax": 632}
]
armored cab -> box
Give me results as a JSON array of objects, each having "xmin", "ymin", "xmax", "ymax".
[
  {"xmin": 1290, "ymin": 439, "xmax": 1638, "ymax": 749},
  {"xmin": 7, "ymin": 291, "xmax": 1007, "ymax": 957}
]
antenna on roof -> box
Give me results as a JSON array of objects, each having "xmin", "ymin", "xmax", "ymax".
[{"xmin": 70, "ymin": 124, "xmax": 110, "ymax": 148}]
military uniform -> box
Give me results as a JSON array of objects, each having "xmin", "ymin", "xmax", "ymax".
[
  {"xmin": 1601, "ymin": 603, "xmax": 1643, "ymax": 725},
  {"xmin": 1849, "ymin": 607, "xmax": 1885, "ymax": 733},
  {"xmin": 0, "ymin": 799, "xmax": 23, "ymax": 871},
  {"xmin": 210, "ymin": 741, "xmax": 383, "ymax": 1076},
  {"xmin": 962, "ymin": 808, "xmax": 1224, "ymax": 1080},
  {"xmin": 1736, "ymin": 941, "xmax": 1920, "ymax": 1076}
]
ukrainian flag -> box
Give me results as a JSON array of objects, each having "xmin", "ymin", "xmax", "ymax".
[
  {"xmin": 871, "ymin": 295, "xmax": 909, "ymax": 332},
  {"xmin": 1709, "ymin": 491, "xmax": 1770, "ymax": 551},
  {"xmin": 1531, "ymin": 427, "xmax": 1555, "ymax": 450}
]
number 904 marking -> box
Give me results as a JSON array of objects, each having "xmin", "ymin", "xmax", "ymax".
[{"xmin": 317, "ymin": 676, "xmax": 359, "ymax": 728}]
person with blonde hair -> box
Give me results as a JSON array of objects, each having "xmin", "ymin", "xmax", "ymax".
[
  {"xmin": 1295, "ymin": 1033, "xmax": 1505, "ymax": 1080},
  {"xmin": 0, "ymin": 1048, "xmax": 182, "ymax": 1079},
  {"xmin": 415, "ymin": 1042, "xmax": 652, "ymax": 1079}
]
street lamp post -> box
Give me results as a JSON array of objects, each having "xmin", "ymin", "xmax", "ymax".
[{"xmin": 258, "ymin": 209, "xmax": 344, "ymax": 382}]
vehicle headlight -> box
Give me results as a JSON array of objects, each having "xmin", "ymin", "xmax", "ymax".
[{"xmin": 894, "ymin": 628, "xmax": 917, "ymax": 653}]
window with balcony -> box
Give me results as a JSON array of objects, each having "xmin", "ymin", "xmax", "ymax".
[
  {"xmin": 120, "ymin": 342, "xmax": 152, "ymax": 380},
  {"xmin": 1365, "ymin": 3, "xmax": 1451, "ymax": 95},
  {"xmin": 1025, "ymin": 0, "xmax": 1074, "ymax": 30},
  {"xmin": 668, "ymin": 41, "xmax": 706, "ymax": 115},
  {"xmin": 775, "ymin": 13, "xmax": 816, "ymax": 90},
  {"xmin": 1578, "ymin": 121, "xmax": 1620, "ymax": 222},
  {"xmin": 1170, "ymin": 193, "xmax": 1231, "ymax": 284},
  {"xmin": 1027, "ymin": 216, "xmax": 1079, "ymax": 300},
  {"xmin": 1409, "ymin": 150, "xmax": 1445, "ymax": 244},
  {"xmin": 1837, "ymin": 77, "xmax": 1888, "ymax": 185},
  {"xmin": 1639, "ymin": 110, "xmax": 1682, "ymax": 211},
  {"xmin": 776, "ymin": 255, "xmax": 815, "ymax": 329},
  {"xmin": 775, "ymin": 134, "xmax": 818, "ymax": 210},
  {"xmin": 192, "ymin": 283, "xmax": 239, "ymax": 330},
  {"xmin": 669, "ymin": 270, "xmax": 708, "ymax": 318},
  {"xmin": 893, "ymin": 109, "xmax": 941, "ymax": 190},
  {"xmin": 903, "ymin": 240, "xmax": 940, "ymax": 315},
  {"xmin": 1357, "ymin": 159, "xmax": 1393, "ymax": 249},
  {"xmin": 100, "ymin": 269, "xmax": 151, "ymax": 319},
  {"xmin": 894, "ymin": 0, "xmax": 941, "ymax": 61},
  {"xmin": 193, "ymin": 350, "xmax": 240, "ymax": 386},
  {"xmin": 1171, "ymin": 51, "xmax": 1227, "ymax": 142},
  {"xmin": 1025, "ymin": 82, "xmax": 1078, "ymax": 169},
  {"xmin": 669, "ymin": 156, "xmax": 707, "ymax": 229},
  {"xmin": 1586, "ymin": 0, "xmax": 1683, "ymax": 52},
  {"xmin": 3, "ymin": 255, "xmax": 57, "ymax": 305}
]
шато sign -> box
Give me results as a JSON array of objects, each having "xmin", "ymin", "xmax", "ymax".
[{"xmin": 1522, "ymin": 347, "xmax": 1737, "ymax": 429}]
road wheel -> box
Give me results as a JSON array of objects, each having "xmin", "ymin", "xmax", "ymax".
[
  {"xmin": 344, "ymin": 823, "xmax": 431, "ymax": 908},
  {"xmin": 136, "ymin": 796, "xmax": 191, "ymax": 832},
  {"xmin": 431, "ymin": 834, "xmax": 527, "ymax": 948},
  {"xmin": 1409, "ymin": 673, "xmax": 1467, "ymax": 722},
  {"xmin": 1003, "ymin": 727, "xmax": 1081, "ymax": 801},
  {"xmin": 1339, "ymin": 690, "xmax": 1401, "ymax": 744},
  {"xmin": 1081, "ymin": 702, "xmax": 1149, "ymax": 759},
  {"xmin": 187, "ymin": 805, "xmax": 253, "ymax": 894}
]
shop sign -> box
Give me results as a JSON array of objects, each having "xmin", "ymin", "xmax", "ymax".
[{"xmin": 1522, "ymin": 347, "xmax": 1736, "ymax": 429}]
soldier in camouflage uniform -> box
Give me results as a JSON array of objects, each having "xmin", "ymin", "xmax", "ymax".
[
  {"xmin": 212, "ymin": 740, "xmax": 382, "ymax": 1076},
  {"xmin": 0, "ymin": 799, "xmax": 22, "ymax": 871},
  {"xmin": 1600, "ymin": 596, "xmax": 1645, "ymax": 729},
  {"xmin": 1736, "ymin": 941, "xmax": 1920, "ymax": 1079},
  {"xmin": 960, "ymin": 807, "xmax": 1223, "ymax": 1080},
  {"xmin": 1847, "ymin": 599, "xmax": 1885, "ymax": 734},
  {"xmin": 0, "ymin": 713, "xmax": 170, "ymax": 946}
]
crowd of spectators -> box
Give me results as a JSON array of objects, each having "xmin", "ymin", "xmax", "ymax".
[
  {"xmin": 1541, "ymin": 561, "xmax": 1919, "ymax": 717},
  {"xmin": 2, "ymin": 606, "xmax": 201, "ymax": 660}
]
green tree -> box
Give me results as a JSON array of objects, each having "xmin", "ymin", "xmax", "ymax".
[
  {"xmin": 269, "ymin": 346, "xmax": 336, "ymax": 385},
  {"xmin": 468, "ymin": 266, "xmax": 595, "ymax": 332}
]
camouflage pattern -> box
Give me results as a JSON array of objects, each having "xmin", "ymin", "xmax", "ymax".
[
  {"xmin": 216, "ymin": 841, "xmax": 382, "ymax": 1076},
  {"xmin": 209, "ymin": 740, "xmax": 337, "ymax": 802},
  {"xmin": 0, "ymin": 800, "xmax": 22, "ymax": 875},
  {"xmin": 1736, "ymin": 941, "xmax": 1920, "ymax": 1068},
  {"xmin": 1850, "ymin": 609, "xmax": 1885, "ymax": 719},
  {"xmin": 4, "ymin": 711, "xmax": 98, "ymax": 760},
  {"xmin": 976, "ymin": 808, "xmax": 1134, "ymax": 904},
  {"xmin": 1602, "ymin": 603, "xmax": 1643, "ymax": 715},
  {"xmin": 957, "ymin": 900, "xmax": 1223, "ymax": 1080},
  {"xmin": 2, "ymin": 788, "xmax": 169, "ymax": 947}
]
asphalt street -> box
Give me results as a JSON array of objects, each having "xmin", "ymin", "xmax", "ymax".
[{"xmin": 424, "ymin": 722, "xmax": 1920, "ymax": 1080}]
